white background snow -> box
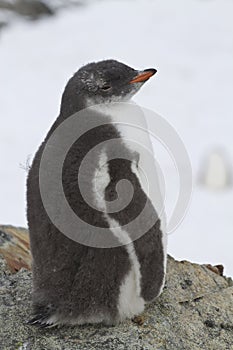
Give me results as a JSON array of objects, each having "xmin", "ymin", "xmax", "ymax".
[{"xmin": 1, "ymin": 0, "xmax": 233, "ymax": 275}]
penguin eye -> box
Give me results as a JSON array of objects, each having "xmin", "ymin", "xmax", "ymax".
[{"xmin": 101, "ymin": 84, "xmax": 112, "ymax": 91}]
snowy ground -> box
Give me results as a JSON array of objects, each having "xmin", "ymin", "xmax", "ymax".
[{"xmin": 1, "ymin": 0, "xmax": 233, "ymax": 275}]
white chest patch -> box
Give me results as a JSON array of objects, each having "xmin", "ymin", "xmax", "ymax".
[
  {"xmin": 93, "ymin": 150, "xmax": 145, "ymax": 320},
  {"xmin": 91, "ymin": 101, "xmax": 167, "ymax": 318}
]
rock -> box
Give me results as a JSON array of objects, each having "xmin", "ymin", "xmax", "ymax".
[
  {"xmin": 0, "ymin": 225, "xmax": 31, "ymax": 273},
  {"xmin": 0, "ymin": 20, "xmax": 7, "ymax": 30},
  {"xmin": 0, "ymin": 0, "xmax": 84, "ymax": 21},
  {"xmin": 0, "ymin": 0, "xmax": 12, "ymax": 11},
  {"xmin": 0, "ymin": 0, "xmax": 84, "ymax": 31},
  {"xmin": 13, "ymin": 0, "xmax": 54, "ymax": 20},
  {"xmin": 0, "ymin": 0, "xmax": 54, "ymax": 20},
  {"xmin": 0, "ymin": 0, "xmax": 54, "ymax": 29},
  {"xmin": 0, "ymin": 225, "xmax": 233, "ymax": 349}
]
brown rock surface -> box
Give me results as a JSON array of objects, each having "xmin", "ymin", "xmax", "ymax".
[{"xmin": 0, "ymin": 225, "xmax": 31, "ymax": 273}]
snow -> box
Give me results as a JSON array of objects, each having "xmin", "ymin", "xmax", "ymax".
[{"xmin": 0, "ymin": 0, "xmax": 233, "ymax": 275}]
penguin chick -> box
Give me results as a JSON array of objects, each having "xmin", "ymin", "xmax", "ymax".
[{"xmin": 27, "ymin": 59, "xmax": 167, "ymax": 327}]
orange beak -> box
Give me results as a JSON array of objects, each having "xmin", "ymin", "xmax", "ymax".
[{"xmin": 129, "ymin": 68, "xmax": 157, "ymax": 83}]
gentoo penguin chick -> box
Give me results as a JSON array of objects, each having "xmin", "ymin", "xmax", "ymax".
[{"xmin": 27, "ymin": 59, "xmax": 167, "ymax": 327}]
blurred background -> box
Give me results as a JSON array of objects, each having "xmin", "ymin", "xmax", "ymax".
[{"xmin": 0, "ymin": 0, "xmax": 232, "ymax": 275}]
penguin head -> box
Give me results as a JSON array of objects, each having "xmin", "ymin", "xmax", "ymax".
[{"xmin": 61, "ymin": 60, "xmax": 157, "ymax": 113}]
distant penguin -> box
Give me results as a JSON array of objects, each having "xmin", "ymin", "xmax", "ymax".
[
  {"xmin": 199, "ymin": 148, "xmax": 232, "ymax": 190},
  {"xmin": 27, "ymin": 59, "xmax": 167, "ymax": 327}
]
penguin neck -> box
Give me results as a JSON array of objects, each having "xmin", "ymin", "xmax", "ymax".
[
  {"xmin": 85, "ymin": 98, "xmax": 150, "ymax": 157},
  {"xmin": 85, "ymin": 98, "xmax": 137, "ymax": 123}
]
